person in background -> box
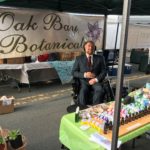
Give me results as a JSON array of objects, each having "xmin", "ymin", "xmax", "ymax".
[{"xmin": 72, "ymin": 40, "xmax": 107, "ymax": 106}]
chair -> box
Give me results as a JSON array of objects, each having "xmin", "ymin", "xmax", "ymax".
[
  {"xmin": 71, "ymin": 77, "xmax": 95, "ymax": 106},
  {"xmin": 67, "ymin": 77, "xmax": 114, "ymax": 113},
  {"xmin": 66, "ymin": 78, "xmax": 90, "ymax": 112},
  {"xmin": 103, "ymin": 49, "xmax": 119, "ymax": 67}
]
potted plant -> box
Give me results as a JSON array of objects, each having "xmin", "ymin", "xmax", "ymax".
[
  {"xmin": 8, "ymin": 129, "xmax": 23, "ymax": 149},
  {"xmin": 0, "ymin": 136, "xmax": 5, "ymax": 150}
]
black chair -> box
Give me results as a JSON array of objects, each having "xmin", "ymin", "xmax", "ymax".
[
  {"xmin": 103, "ymin": 49, "xmax": 119, "ymax": 67},
  {"xmin": 67, "ymin": 77, "xmax": 114, "ymax": 113},
  {"xmin": 66, "ymin": 78, "xmax": 89, "ymax": 112}
]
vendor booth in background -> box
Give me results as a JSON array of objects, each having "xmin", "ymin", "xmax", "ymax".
[
  {"xmin": 0, "ymin": 51, "xmax": 82, "ymax": 64},
  {"xmin": 37, "ymin": 52, "xmax": 82, "ymax": 62},
  {"xmin": 130, "ymin": 49, "xmax": 149, "ymax": 72},
  {"xmin": 130, "ymin": 49, "xmax": 148, "ymax": 64}
]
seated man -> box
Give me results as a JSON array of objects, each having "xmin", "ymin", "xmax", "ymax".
[{"xmin": 72, "ymin": 40, "xmax": 107, "ymax": 106}]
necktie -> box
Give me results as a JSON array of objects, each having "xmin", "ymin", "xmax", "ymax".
[{"xmin": 87, "ymin": 56, "xmax": 92, "ymax": 68}]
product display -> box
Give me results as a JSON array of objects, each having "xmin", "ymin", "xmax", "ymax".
[{"xmin": 79, "ymin": 83, "xmax": 150, "ymax": 134}]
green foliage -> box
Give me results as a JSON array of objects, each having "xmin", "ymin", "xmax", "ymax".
[
  {"xmin": 8, "ymin": 129, "xmax": 21, "ymax": 140},
  {"xmin": 0, "ymin": 136, "xmax": 5, "ymax": 144}
]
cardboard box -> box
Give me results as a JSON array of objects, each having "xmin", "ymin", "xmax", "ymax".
[
  {"xmin": 7, "ymin": 57, "xmax": 25, "ymax": 64},
  {"xmin": 0, "ymin": 59, "xmax": 4, "ymax": 64},
  {"xmin": 0, "ymin": 59, "xmax": 7, "ymax": 64},
  {"xmin": 0, "ymin": 100, "xmax": 14, "ymax": 115},
  {"xmin": 59, "ymin": 52, "xmax": 73, "ymax": 61}
]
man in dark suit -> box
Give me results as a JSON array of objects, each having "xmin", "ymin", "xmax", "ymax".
[{"xmin": 72, "ymin": 40, "xmax": 107, "ymax": 106}]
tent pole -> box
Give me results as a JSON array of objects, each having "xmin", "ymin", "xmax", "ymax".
[
  {"xmin": 102, "ymin": 14, "xmax": 107, "ymax": 50},
  {"xmin": 111, "ymin": 0, "xmax": 131, "ymax": 150},
  {"xmin": 114, "ymin": 18, "xmax": 119, "ymax": 50}
]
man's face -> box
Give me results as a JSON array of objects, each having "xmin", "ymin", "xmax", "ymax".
[{"xmin": 84, "ymin": 42, "xmax": 94, "ymax": 55}]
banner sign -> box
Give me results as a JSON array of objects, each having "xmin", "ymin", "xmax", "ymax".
[{"xmin": 0, "ymin": 7, "xmax": 104, "ymax": 58}]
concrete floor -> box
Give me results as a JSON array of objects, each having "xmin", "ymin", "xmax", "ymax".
[{"xmin": 0, "ymin": 66, "xmax": 150, "ymax": 150}]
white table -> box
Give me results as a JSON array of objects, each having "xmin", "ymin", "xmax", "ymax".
[
  {"xmin": 0, "ymin": 64, "xmax": 23, "ymax": 81},
  {"xmin": 20, "ymin": 62, "xmax": 59, "ymax": 84},
  {"xmin": 0, "ymin": 62, "xmax": 59, "ymax": 88},
  {"xmin": 0, "ymin": 64, "xmax": 23, "ymax": 91}
]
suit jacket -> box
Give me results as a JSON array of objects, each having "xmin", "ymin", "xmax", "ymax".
[{"xmin": 72, "ymin": 54, "xmax": 107, "ymax": 83}]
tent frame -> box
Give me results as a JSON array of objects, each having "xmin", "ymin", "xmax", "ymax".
[{"xmin": 111, "ymin": 0, "xmax": 131, "ymax": 150}]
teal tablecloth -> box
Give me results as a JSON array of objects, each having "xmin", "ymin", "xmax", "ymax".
[{"xmin": 48, "ymin": 61, "xmax": 75, "ymax": 84}]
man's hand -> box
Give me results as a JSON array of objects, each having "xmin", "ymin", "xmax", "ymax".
[
  {"xmin": 89, "ymin": 78, "xmax": 97, "ymax": 85},
  {"xmin": 84, "ymin": 72, "xmax": 95, "ymax": 78}
]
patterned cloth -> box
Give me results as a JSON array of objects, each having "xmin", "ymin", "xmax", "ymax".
[{"xmin": 48, "ymin": 60, "xmax": 75, "ymax": 84}]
